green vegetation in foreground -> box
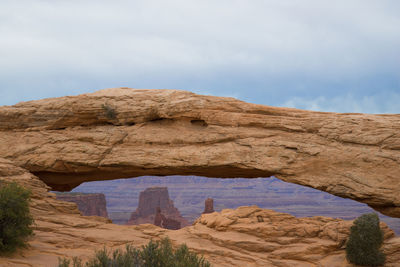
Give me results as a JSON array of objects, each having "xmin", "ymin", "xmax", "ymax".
[
  {"xmin": 0, "ymin": 182, "xmax": 34, "ymax": 254},
  {"xmin": 58, "ymin": 237, "xmax": 211, "ymax": 267},
  {"xmin": 346, "ymin": 213, "xmax": 385, "ymax": 266}
]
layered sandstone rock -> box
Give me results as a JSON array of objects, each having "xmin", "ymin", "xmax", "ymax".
[
  {"xmin": 0, "ymin": 164, "xmax": 399, "ymax": 267},
  {"xmin": 190, "ymin": 206, "xmax": 398, "ymax": 266},
  {"xmin": 0, "ymin": 88, "xmax": 399, "ymax": 217},
  {"xmin": 126, "ymin": 187, "xmax": 189, "ymax": 228},
  {"xmin": 1, "ymin": 88, "xmax": 400, "ymax": 266},
  {"xmin": 0, "ymin": 161, "xmax": 399, "ymax": 266},
  {"xmin": 55, "ymin": 192, "xmax": 108, "ymax": 218}
]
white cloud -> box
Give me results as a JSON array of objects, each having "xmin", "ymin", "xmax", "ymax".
[
  {"xmin": 0, "ymin": 0, "xmax": 399, "ymax": 111},
  {"xmin": 281, "ymin": 92, "xmax": 400, "ymax": 114},
  {"xmin": 1, "ymin": 0, "xmax": 398, "ymax": 73}
]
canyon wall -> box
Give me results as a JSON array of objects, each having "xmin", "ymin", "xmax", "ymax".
[
  {"xmin": 55, "ymin": 192, "xmax": 108, "ymax": 218},
  {"xmin": 0, "ymin": 88, "xmax": 399, "ymax": 217}
]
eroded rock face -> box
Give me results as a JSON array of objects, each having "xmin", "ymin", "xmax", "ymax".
[
  {"xmin": 0, "ymin": 162, "xmax": 399, "ymax": 266},
  {"xmin": 1, "ymin": 166, "xmax": 399, "ymax": 267},
  {"xmin": 191, "ymin": 206, "xmax": 398, "ymax": 266},
  {"xmin": 55, "ymin": 192, "xmax": 108, "ymax": 218},
  {"xmin": 126, "ymin": 187, "xmax": 189, "ymax": 228},
  {"xmin": 1, "ymin": 88, "xmax": 399, "ymax": 266},
  {"xmin": 0, "ymin": 88, "xmax": 399, "ymax": 217}
]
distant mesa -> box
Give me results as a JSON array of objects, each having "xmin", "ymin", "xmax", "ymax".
[
  {"xmin": 202, "ymin": 198, "xmax": 215, "ymax": 214},
  {"xmin": 55, "ymin": 192, "xmax": 109, "ymax": 218},
  {"xmin": 126, "ymin": 187, "xmax": 190, "ymax": 229}
]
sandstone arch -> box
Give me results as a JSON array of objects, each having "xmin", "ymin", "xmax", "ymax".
[{"xmin": 0, "ymin": 88, "xmax": 399, "ymax": 217}]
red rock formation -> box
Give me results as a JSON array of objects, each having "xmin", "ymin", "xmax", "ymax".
[
  {"xmin": 202, "ymin": 198, "xmax": 214, "ymax": 214},
  {"xmin": 56, "ymin": 192, "xmax": 108, "ymax": 218},
  {"xmin": 154, "ymin": 207, "xmax": 164, "ymax": 227},
  {"xmin": 127, "ymin": 187, "xmax": 189, "ymax": 228},
  {"xmin": 154, "ymin": 206, "xmax": 181, "ymax": 230},
  {"xmin": 162, "ymin": 217, "xmax": 181, "ymax": 230}
]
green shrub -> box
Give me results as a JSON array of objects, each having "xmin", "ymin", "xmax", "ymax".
[
  {"xmin": 58, "ymin": 237, "xmax": 211, "ymax": 267},
  {"xmin": 346, "ymin": 213, "xmax": 385, "ymax": 266},
  {"xmin": 102, "ymin": 104, "xmax": 117, "ymax": 119},
  {"xmin": 58, "ymin": 258, "xmax": 72, "ymax": 267},
  {"xmin": 0, "ymin": 182, "xmax": 34, "ymax": 254},
  {"xmin": 58, "ymin": 257, "xmax": 83, "ymax": 267}
]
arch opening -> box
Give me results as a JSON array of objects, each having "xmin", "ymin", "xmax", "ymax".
[{"xmin": 51, "ymin": 175, "xmax": 400, "ymax": 235}]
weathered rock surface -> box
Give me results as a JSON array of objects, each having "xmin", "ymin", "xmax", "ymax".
[
  {"xmin": 1, "ymin": 89, "xmax": 400, "ymax": 266},
  {"xmin": 0, "ymin": 160, "xmax": 398, "ymax": 266},
  {"xmin": 190, "ymin": 206, "xmax": 398, "ymax": 266},
  {"xmin": 126, "ymin": 186, "xmax": 189, "ymax": 228},
  {"xmin": 56, "ymin": 192, "xmax": 108, "ymax": 218},
  {"xmin": 0, "ymin": 88, "xmax": 399, "ymax": 217}
]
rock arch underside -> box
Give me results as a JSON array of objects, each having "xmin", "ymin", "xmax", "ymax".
[{"xmin": 0, "ymin": 88, "xmax": 399, "ymax": 266}]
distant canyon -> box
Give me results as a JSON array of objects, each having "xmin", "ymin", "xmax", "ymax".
[{"xmin": 71, "ymin": 175, "xmax": 400, "ymax": 234}]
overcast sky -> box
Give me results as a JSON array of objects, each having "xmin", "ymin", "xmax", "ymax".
[{"xmin": 0, "ymin": 0, "xmax": 399, "ymax": 113}]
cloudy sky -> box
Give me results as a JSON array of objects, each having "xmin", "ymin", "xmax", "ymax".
[{"xmin": 1, "ymin": 0, "xmax": 399, "ymax": 113}]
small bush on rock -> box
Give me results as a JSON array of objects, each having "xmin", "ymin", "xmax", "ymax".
[
  {"xmin": 102, "ymin": 104, "xmax": 117, "ymax": 119},
  {"xmin": 58, "ymin": 237, "xmax": 211, "ymax": 267},
  {"xmin": 346, "ymin": 213, "xmax": 385, "ymax": 266},
  {"xmin": 0, "ymin": 182, "xmax": 33, "ymax": 254}
]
